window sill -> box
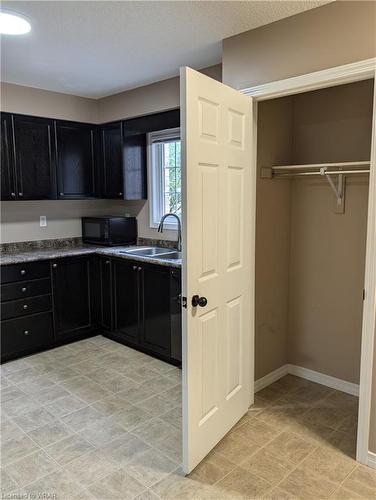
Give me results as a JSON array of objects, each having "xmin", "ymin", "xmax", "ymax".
[{"xmin": 150, "ymin": 221, "xmax": 178, "ymax": 231}]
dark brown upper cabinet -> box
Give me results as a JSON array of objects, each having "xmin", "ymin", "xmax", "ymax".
[
  {"xmin": 55, "ymin": 120, "xmax": 98, "ymax": 199},
  {"xmin": 0, "ymin": 113, "xmax": 16, "ymax": 201},
  {"xmin": 12, "ymin": 114, "xmax": 57, "ymax": 200},
  {"xmin": 99, "ymin": 121, "xmax": 124, "ymax": 199}
]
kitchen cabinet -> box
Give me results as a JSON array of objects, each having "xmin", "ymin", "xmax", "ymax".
[
  {"xmin": 51, "ymin": 255, "xmax": 94, "ymax": 340},
  {"xmin": 99, "ymin": 121, "xmax": 124, "ymax": 199},
  {"xmin": 55, "ymin": 120, "xmax": 98, "ymax": 199},
  {"xmin": 113, "ymin": 259, "xmax": 140, "ymax": 344},
  {"xmin": 12, "ymin": 114, "xmax": 57, "ymax": 200},
  {"xmin": 97, "ymin": 256, "xmax": 113, "ymax": 331},
  {"xmin": 141, "ymin": 264, "xmax": 171, "ymax": 356},
  {"xmin": 1, "ymin": 113, "xmax": 16, "ymax": 200},
  {"xmin": 170, "ymin": 268, "xmax": 182, "ymax": 362}
]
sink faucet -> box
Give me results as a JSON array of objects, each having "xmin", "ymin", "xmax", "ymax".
[{"xmin": 158, "ymin": 213, "xmax": 182, "ymax": 252}]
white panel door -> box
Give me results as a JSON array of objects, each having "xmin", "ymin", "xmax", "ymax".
[{"xmin": 181, "ymin": 67, "xmax": 254, "ymax": 473}]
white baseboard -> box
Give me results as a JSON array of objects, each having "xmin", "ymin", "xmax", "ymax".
[
  {"xmin": 254, "ymin": 363, "xmax": 359, "ymax": 396},
  {"xmin": 368, "ymin": 451, "xmax": 376, "ymax": 470},
  {"xmin": 254, "ymin": 364, "xmax": 289, "ymax": 392}
]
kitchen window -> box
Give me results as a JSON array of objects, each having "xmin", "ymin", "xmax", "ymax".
[{"xmin": 148, "ymin": 127, "xmax": 181, "ymax": 229}]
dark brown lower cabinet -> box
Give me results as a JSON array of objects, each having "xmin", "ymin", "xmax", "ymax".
[
  {"xmin": 51, "ymin": 255, "xmax": 95, "ymax": 341},
  {"xmin": 113, "ymin": 259, "xmax": 140, "ymax": 344},
  {"xmin": 97, "ymin": 256, "xmax": 113, "ymax": 331}
]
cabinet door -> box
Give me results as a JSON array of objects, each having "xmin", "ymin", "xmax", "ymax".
[
  {"xmin": 141, "ymin": 264, "xmax": 171, "ymax": 357},
  {"xmin": 52, "ymin": 256, "xmax": 93, "ymax": 340},
  {"xmin": 0, "ymin": 113, "xmax": 16, "ymax": 200},
  {"xmin": 170, "ymin": 268, "xmax": 182, "ymax": 362},
  {"xmin": 13, "ymin": 115, "xmax": 57, "ymax": 200},
  {"xmin": 113, "ymin": 260, "xmax": 140, "ymax": 344},
  {"xmin": 98, "ymin": 257, "xmax": 113, "ymax": 331},
  {"xmin": 56, "ymin": 121, "xmax": 97, "ymax": 199},
  {"xmin": 100, "ymin": 122, "xmax": 124, "ymax": 199}
]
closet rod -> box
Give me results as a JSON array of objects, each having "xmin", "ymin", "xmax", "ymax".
[
  {"xmin": 274, "ymin": 169, "xmax": 370, "ymax": 178},
  {"xmin": 271, "ymin": 161, "xmax": 370, "ymax": 171}
]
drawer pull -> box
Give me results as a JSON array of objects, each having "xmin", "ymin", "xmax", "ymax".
[
  {"xmin": 21, "ymin": 287, "xmax": 27, "ymax": 293},
  {"xmin": 24, "ymin": 330, "xmax": 30, "ymax": 336},
  {"xmin": 23, "ymin": 304, "xmax": 28, "ymax": 310},
  {"xmin": 20, "ymin": 269, "xmax": 26, "ymax": 276},
  {"xmin": 105, "ymin": 260, "xmax": 110, "ymax": 265}
]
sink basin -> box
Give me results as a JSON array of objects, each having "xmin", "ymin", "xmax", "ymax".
[
  {"xmin": 119, "ymin": 247, "xmax": 177, "ymax": 258},
  {"xmin": 156, "ymin": 252, "xmax": 181, "ymax": 260}
]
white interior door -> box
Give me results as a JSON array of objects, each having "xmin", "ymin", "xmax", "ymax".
[{"xmin": 181, "ymin": 67, "xmax": 254, "ymax": 473}]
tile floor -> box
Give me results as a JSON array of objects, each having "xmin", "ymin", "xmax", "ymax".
[{"xmin": 1, "ymin": 336, "xmax": 375, "ymax": 499}]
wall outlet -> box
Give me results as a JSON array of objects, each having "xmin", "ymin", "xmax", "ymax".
[{"xmin": 40, "ymin": 216, "xmax": 47, "ymax": 228}]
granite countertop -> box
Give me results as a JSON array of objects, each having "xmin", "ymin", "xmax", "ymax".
[{"xmin": 0, "ymin": 243, "xmax": 181, "ymax": 268}]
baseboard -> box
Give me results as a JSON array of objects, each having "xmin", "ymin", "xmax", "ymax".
[
  {"xmin": 254, "ymin": 364, "xmax": 289, "ymax": 392},
  {"xmin": 287, "ymin": 364, "xmax": 359, "ymax": 396},
  {"xmin": 368, "ymin": 451, "xmax": 376, "ymax": 470},
  {"xmin": 254, "ymin": 363, "xmax": 359, "ymax": 396}
]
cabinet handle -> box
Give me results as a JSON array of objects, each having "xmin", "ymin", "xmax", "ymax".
[
  {"xmin": 52, "ymin": 263, "xmax": 57, "ymax": 268},
  {"xmin": 10, "ymin": 192, "xmax": 16, "ymax": 198},
  {"xmin": 59, "ymin": 192, "xmax": 64, "ymax": 196},
  {"xmin": 138, "ymin": 267, "xmax": 142, "ymax": 272},
  {"xmin": 21, "ymin": 287, "xmax": 27, "ymax": 293},
  {"xmin": 24, "ymin": 330, "xmax": 30, "ymax": 336},
  {"xmin": 18, "ymin": 192, "xmax": 23, "ymax": 197},
  {"xmin": 20, "ymin": 269, "xmax": 26, "ymax": 276},
  {"xmin": 105, "ymin": 260, "xmax": 110, "ymax": 265},
  {"xmin": 118, "ymin": 192, "xmax": 123, "ymax": 196},
  {"xmin": 133, "ymin": 265, "xmax": 137, "ymax": 271},
  {"xmin": 23, "ymin": 304, "xmax": 28, "ymax": 310}
]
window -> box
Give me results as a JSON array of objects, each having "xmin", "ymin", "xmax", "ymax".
[{"xmin": 148, "ymin": 127, "xmax": 181, "ymax": 229}]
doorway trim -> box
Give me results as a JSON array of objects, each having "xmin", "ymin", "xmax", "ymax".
[{"xmin": 241, "ymin": 57, "xmax": 376, "ymax": 467}]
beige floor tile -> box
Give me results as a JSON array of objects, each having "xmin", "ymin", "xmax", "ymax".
[
  {"xmin": 188, "ymin": 452, "xmax": 235, "ymax": 486},
  {"xmin": 142, "ymin": 358, "xmax": 174, "ymax": 375},
  {"xmin": 285, "ymin": 418, "xmax": 334, "ymax": 447},
  {"xmin": 298, "ymin": 445, "xmax": 357, "ymax": 484},
  {"xmin": 263, "ymin": 485, "xmax": 300, "ymax": 499},
  {"xmin": 63, "ymin": 449, "xmax": 118, "ymax": 487},
  {"xmin": 0, "ymin": 375, "xmax": 14, "ymax": 389},
  {"xmin": 131, "ymin": 418, "xmax": 174, "ymax": 447},
  {"xmin": 92, "ymin": 394, "xmax": 133, "ymax": 417},
  {"xmin": 77, "ymin": 417, "xmax": 127, "ymax": 447},
  {"xmin": 118, "ymin": 384, "xmax": 160, "ymax": 404},
  {"xmin": 15, "ymin": 375, "xmax": 57, "ymax": 394},
  {"xmin": 284, "ymin": 382, "xmax": 333, "ymax": 405},
  {"xmin": 1, "ymin": 468, "xmax": 18, "ymax": 494},
  {"xmin": 330, "ymin": 486, "xmax": 363, "ymax": 499},
  {"xmin": 263, "ymin": 430, "xmax": 316, "ymax": 464},
  {"xmin": 159, "ymin": 385, "xmax": 182, "ymax": 408},
  {"xmin": 232, "ymin": 417, "xmax": 279, "ymax": 446},
  {"xmin": 97, "ymin": 374, "xmax": 141, "ymax": 393},
  {"xmin": 268, "ymin": 375, "xmax": 309, "ymax": 394},
  {"xmin": 256, "ymin": 397, "xmax": 309, "ymax": 428},
  {"xmin": 342, "ymin": 464, "xmax": 376, "ymax": 499},
  {"xmin": 24, "ymin": 469, "xmax": 92, "ymax": 500},
  {"xmin": 86, "ymin": 366, "xmax": 119, "ymax": 384},
  {"xmin": 279, "ymin": 467, "xmax": 338, "ymax": 499},
  {"xmin": 45, "ymin": 434, "xmax": 95, "ymax": 465},
  {"xmin": 121, "ymin": 365, "xmax": 161, "ymax": 384},
  {"xmin": 151, "ymin": 470, "xmax": 204, "ymax": 499},
  {"xmin": 28, "ymin": 420, "xmax": 73, "ymax": 448},
  {"xmin": 34, "ymin": 385, "xmax": 70, "ymax": 406},
  {"xmin": 1, "ymin": 385, "xmax": 26, "ymax": 402},
  {"xmin": 108, "ymin": 405, "xmax": 153, "ymax": 432},
  {"xmin": 126, "ymin": 447, "xmax": 179, "ymax": 487},
  {"xmin": 44, "ymin": 394, "xmax": 87, "ymax": 418},
  {"xmin": 68, "ymin": 381, "xmax": 111, "ymax": 404},
  {"xmin": 2, "ymin": 394, "xmax": 41, "ymax": 418},
  {"xmin": 326, "ymin": 429, "xmax": 357, "ymax": 459},
  {"xmin": 240, "ymin": 447, "xmax": 295, "ymax": 485},
  {"xmin": 1, "ymin": 434, "xmax": 40, "ymax": 466},
  {"xmin": 100, "ymin": 433, "xmax": 151, "ymax": 466},
  {"xmin": 154, "ymin": 428, "xmax": 182, "ymax": 464},
  {"xmin": 161, "ymin": 406, "xmax": 182, "ymax": 429},
  {"xmin": 248, "ymin": 395, "xmax": 272, "ymax": 416},
  {"xmin": 213, "ymin": 432, "xmax": 260, "ymax": 466},
  {"xmin": 88, "ymin": 469, "xmax": 146, "ymax": 499},
  {"xmin": 60, "ymin": 405, "xmax": 104, "ymax": 432},
  {"xmin": 256, "ymin": 385, "xmax": 285, "ymax": 403},
  {"xmin": 4, "ymin": 449, "xmax": 59, "ymax": 487},
  {"xmin": 136, "ymin": 394, "xmax": 178, "ymax": 418},
  {"xmin": 135, "ymin": 489, "xmax": 161, "ymax": 500},
  {"xmin": 1, "ymin": 418, "xmax": 26, "ymax": 442},
  {"xmin": 0, "ymin": 358, "xmax": 32, "ymax": 376},
  {"xmin": 13, "ymin": 408, "xmax": 56, "ymax": 434},
  {"xmin": 215, "ymin": 466, "xmax": 273, "ymax": 498}
]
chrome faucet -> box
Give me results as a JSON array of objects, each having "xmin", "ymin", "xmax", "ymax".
[{"xmin": 158, "ymin": 213, "xmax": 182, "ymax": 252}]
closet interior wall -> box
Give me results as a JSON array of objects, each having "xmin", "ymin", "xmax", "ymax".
[{"xmin": 255, "ymin": 79, "xmax": 374, "ymax": 384}]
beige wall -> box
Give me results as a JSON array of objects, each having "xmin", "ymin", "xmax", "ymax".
[
  {"xmin": 222, "ymin": 1, "xmax": 376, "ymax": 90},
  {"xmin": 255, "ymin": 97, "xmax": 293, "ymax": 380},
  {"xmin": 0, "ymin": 82, "xmax": 98, "ymax": 123}
]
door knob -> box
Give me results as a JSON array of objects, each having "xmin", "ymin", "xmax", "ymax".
[{"xmin": 192, "ymin": 295, "xmax": 208, "ymax": 307}]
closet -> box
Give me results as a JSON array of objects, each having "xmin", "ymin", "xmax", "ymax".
[{"xmin": 255, "ymin": 79, "xmax": 374, "ymax": 457}]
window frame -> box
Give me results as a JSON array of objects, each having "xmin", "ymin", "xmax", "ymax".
[{"xmin": 147, "ymin": 127, "xmax": 181, "ymax": 230}]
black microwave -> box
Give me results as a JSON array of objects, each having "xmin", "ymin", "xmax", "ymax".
[{"xmin": 82, "ymin": 216, "xmax": 137, "ymax": 246}]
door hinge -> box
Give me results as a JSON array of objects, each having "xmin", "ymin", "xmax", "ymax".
[
  {"xmin": 363, "ymin": 289, "xmax": 365, "ymax": 301},
  {"xmin": 181, "ymin": 296, "xmax": 187, "ymax": 308}
]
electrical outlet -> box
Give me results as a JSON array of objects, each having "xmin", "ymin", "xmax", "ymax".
[{"xmin": 40, "ymin": 216, "xmax": 47, "ymax": 228}]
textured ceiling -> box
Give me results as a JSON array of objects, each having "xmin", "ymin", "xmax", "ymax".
[{"xmin": 1, "ymin": 1, "xmax": 331, "ymax": 98}]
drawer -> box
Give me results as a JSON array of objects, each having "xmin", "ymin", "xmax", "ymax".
[
  {"xmin": 1, "ymin": 312, "xmax": 54, "ymax": 360},
  {"xmin": 1, "ymin": 294, "xmax": 52, "ymax": 320},
  {"xmin": 1, "ymin": 261, "xmax": 50, "ymax": 284},
  {"xmin": 1, "ymin": 278, "xmax": 51, "ymax": 302}
]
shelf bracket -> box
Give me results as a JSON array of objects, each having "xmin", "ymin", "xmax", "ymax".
[{"xmin": 320, "ymin": 167, "xmax": 345, "ymax": 213}]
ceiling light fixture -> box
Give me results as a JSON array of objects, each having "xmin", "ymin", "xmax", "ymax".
[{"xmin": 0, "ymin": 11, "xmax": 31, "ymax": 35}]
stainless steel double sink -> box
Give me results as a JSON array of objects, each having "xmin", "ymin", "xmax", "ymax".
[{"xmin": 119, "ymin": 247, "xmax": 181, "ymax": 260}]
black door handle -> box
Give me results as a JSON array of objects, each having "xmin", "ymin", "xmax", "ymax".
[{"xmin": 192, "ymin": 295, "xmax": 208, "ymax": 307}]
